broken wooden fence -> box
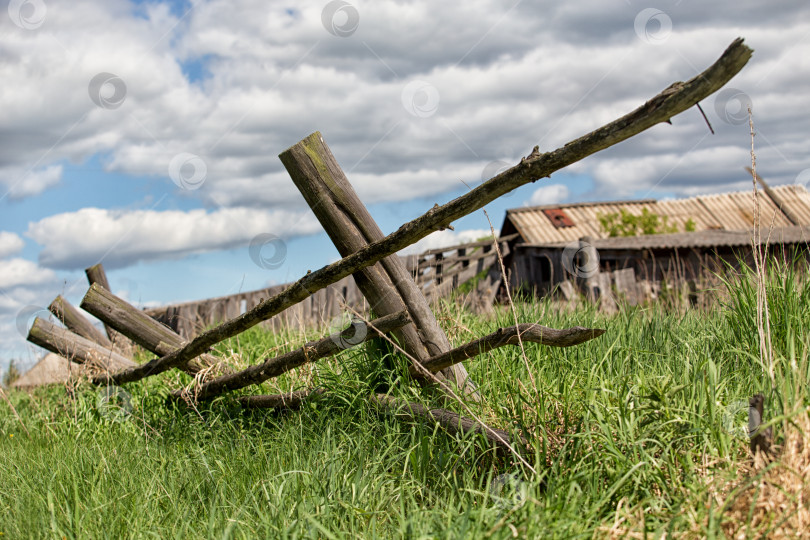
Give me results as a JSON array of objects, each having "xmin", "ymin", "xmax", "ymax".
[
  {"xmin": 141, "ymin": 234, "xmax": 514, "ymax": 342},
  {"xmin": 404, "ymin": 234, "xmax": 518, "ymax": 306},
  {"xmin": 25, "ymin": 38, "xmax": 752, "ymax": 462}
]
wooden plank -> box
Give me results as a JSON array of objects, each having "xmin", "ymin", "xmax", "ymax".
[
  {"xmin": 27, "ymin": 318, "xmax": 136, "ymax": 372},
  {"xmin": 425, "ymin": 253, "xmax": 498, "ymax": 282},
  {"xmin": 416, "ymin": 250, "xmax": 495, "ymax": 270},
  {"xmin": 80, "ymin": 284, "xmax": 226, "ymax": 376},
  {"xmin": 417, "ymin": 233, "xmax": 520, "ymax": 257},
  {"xmin": 558, "ymin": 280, "xmax": 576, "ymax": 301},
  {"xmin": 596, "ymin": 272, "xmax": 617, "ymax": 313},
  {"xmin": 613, "ymin": 268, "xmax": 638, "ymax": 305},
  {"xmin": 179, "ymin": 305, "xmax": 196, "ymax": 340},
  {"xmin": 48, "ymin": 295, "xmax": 112, "ymax": 348},
  {"xmin": 84, "ymin": 263, "xmax": 121, "ymax": 343},
  {"xmin": 424, "ymin": 255, "xmax": 498, "ymax": 303}
]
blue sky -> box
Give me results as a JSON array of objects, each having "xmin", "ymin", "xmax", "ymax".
[{"xmin": 2, "ymin": 0, "xmax": 809, "ymax": 371}]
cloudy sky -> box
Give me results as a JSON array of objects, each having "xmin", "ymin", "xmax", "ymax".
[{"xmin": 2, "ymin": 0, "xmax": 809, "ymax": 371}]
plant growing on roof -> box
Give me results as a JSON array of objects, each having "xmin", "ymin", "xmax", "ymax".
[{"xmin": 598, "ymin": 208, "xmax": 695, "ymax": 237}]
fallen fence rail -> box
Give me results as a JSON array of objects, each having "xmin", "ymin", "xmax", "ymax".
[{"xmin": 166, "ymin": 311, "xmax": 411, "ymax": 400}]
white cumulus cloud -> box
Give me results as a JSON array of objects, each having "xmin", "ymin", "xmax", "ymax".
[
  {"xmin": 527, "ymin": 184, "xmax": 570, "ymax": 207},
  {"xmin": 0, "ymin": 232, "xmax": 25, "ymax": 258},
  {"xmin": 1, "ymin": 165, "xmax": 62, "ymax": 200},
  {"xmin": 26, "ymin": 206, "xmax": 322, "ymax": 270},
  {"xmin": 0, "ymin": 258, "xmax": 58, "ymax": 290},
  {"xmin": 399, "ymin": 228, "xmax": 493, "ymax": 256}
]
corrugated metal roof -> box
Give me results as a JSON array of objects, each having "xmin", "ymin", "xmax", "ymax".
[
  {"xmin": 504, "ymin": 184, "xmax": 810, "ymax": 245},
  {"xmin": 531, "ymin": 226, "xmax": 810, "ymax": 251}
]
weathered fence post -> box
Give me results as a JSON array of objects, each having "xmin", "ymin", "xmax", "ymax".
[
  {"xmin": 85, "ymin": 264, "xmax": 118, "ymax": 339},
  {"xmin": 80, "ymin": 284, "xmax": 229, "ymax": 376},
  {"xmin": 279, "ymin": 133, "xmax": 477, "ymax": 397},
  {"xmin": 579, "ymin": 236, "xmax": 599, "ymax": 302},
  {"xmin": 49, "ymin": 295, "xmax": 112, "ymax": 348},
  {"xmin": 27, "ymin": 318, "xmax": 136, "ymax": 372}
]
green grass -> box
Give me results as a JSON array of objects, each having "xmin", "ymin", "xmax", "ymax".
[{"xmin": 1, "ymin": 260, "xmax": 809, "ymax": 538}]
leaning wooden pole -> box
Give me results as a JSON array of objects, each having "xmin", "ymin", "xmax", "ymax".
[
  {"xmin": 187, "ymin": 319, "xmax": 604, "ymax": 401},
  {"xmin": 745, "ymin": 166, "xmax": 802, "ymax": 227},
  {"xmin": 415, "ymin": 323, "xmax": 605, "ymax": 377},
  {"xmin": 85, "ymin": 263, "xmax": 118, "ymax": 341},
  {"xmin": 49, "ymin": 295, "xmax": 112, "ymax": 348},
  {"xmin": 80, "ymin": 283, "xmax": 227, "ymax": 376},
  {"xmin": 167, "ymin": 311, "xmax": 411, "ymax": 400},
  {"xmin": 27, "ymin": 318, "xmax": 136, "ymax": 372},
  {"xmin": 279, "ymin": 133, "xmax": 477, "ymax": 398},
  {"xmin": 96, "ymin": 38, "xmax": 753, "ymax": 385}
]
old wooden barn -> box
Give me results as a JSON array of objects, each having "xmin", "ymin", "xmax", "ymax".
[{"xmin": 499, "ymin": 183, "xmax": 810, "ymax": 305}]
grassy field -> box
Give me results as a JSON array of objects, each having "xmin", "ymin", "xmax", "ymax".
[{"xmin": 1, "ymin": 260, "xmax": 809, "ymax": 538}]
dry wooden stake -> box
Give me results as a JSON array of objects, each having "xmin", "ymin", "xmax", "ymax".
[
  {"xmin": 27, "ymin": 317, "xmax": 136, "ymax": 372},
  {"xmin": 81, "ymin": 283, "xmax": 228, "ymax": 376},
  {"xmin": 415, "ymin": 323, "xmax": 605, "ymax": 377},
  {"xmin": 49, "ymin": 295, "xmax": 112, "ymax": 348}
]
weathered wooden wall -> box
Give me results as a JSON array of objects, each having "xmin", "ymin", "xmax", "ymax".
[
  {"xmin": 512, "ymin": 240, "xmax": 810, "ymax": 310},
  {"xmin": 143, "ymin": 276, "xmax": 362, "ymax": 340}
]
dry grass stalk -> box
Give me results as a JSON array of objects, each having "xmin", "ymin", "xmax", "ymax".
[
  {"xmin": 721, "ymin": 407, "xmax": 810, "ymax": 538},
  {"xmin": 748, "ymin": 109, "xmax": 774, "ymax": 381}
]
